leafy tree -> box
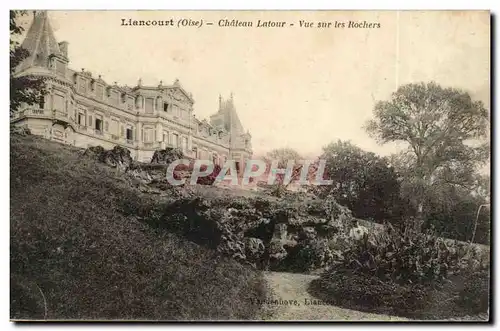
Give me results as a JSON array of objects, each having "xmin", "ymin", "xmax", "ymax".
[
  {"xmin": 265, "ymin": 148, "xmax": 302, "ymax": 165},
  {"xmin": 366, "ymin": 82, "xmax": 489, "ymax": 231},
  {"xmin": 320, "ymin": 140, "xmax": 406, "ymax": 223},
  {"xmin": 10, "ymin": 10, "xmax": 46, "ymax": 116},
  {"xmin": 263, "ymin": 148, "xmax": 304, "ymax": 196}
]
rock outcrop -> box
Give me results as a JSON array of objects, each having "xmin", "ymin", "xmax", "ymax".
[
  {"xmin": 84, "ymin": 145, "xmax": 133, "ymax": 172},
  {"xmin": 151, "ymin": 148, "xmax": 185, "ymax": 164},
  {"xmin": 151, "ymin": 194, "xmax": 356, "ymax": 272}
]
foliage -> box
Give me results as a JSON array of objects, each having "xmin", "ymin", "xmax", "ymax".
[
  {"xmin": 335, "ymin": 219, "xmax": 489, "ymax": 286},
  {"xmin": 425, "ymin": 184, "xmax": 490, "ymax": 244},
  {"xmin": 10, "ymin": 10, "xmax": 46, "ymax": 115},
  {"xmin": 263, "ymin": 148, "xmax": 304, "ymax": 196},
  {"xmin": 265, "ymin": 147, "xmax": 302, "ymax": 164},
  {"xmin": 10, "ymin": 135, "xmax": 267, "ymax": 320},
  {"xmin": 366, "ymin": 82, "xmax": 490, "ymax": 229},
  {"xmin": 311, "ymin": 221, "xmax": 490, "ymax": 319},
  {"xmin": 320, "ymin": 140, "xmax": 409, "ymax": 223}
]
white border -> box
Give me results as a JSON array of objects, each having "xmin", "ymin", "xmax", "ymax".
[{"xmin": 2, "ymin": 1, "xmax": 497, "ymax": 330}]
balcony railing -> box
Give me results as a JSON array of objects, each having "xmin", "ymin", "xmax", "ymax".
[
  {"xmin": 54, "ymin": 111, "xmax": 68, "ymax": 119},
  {"xmin": 18, "ymin": 108, "xmax": 50, "ymax": 117},
  {"xmin": 111, "ymin": 134, "xmax": 119, "ymax": 140},
  {"xmin": 94, "ymin": 129, "xmax": 103, "ymax": 135},
  {"xmin": 31, "ymin": 109, "xmax": 45, "ymax": 115}
]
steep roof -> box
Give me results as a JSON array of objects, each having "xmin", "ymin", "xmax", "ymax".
[
  {"xmin": 213, "ymin": 95, "xmax": 245, "ymax": 134},
  {"xmin": 17, "ymin": 11, "xmax": 64, "ymax": 73}
]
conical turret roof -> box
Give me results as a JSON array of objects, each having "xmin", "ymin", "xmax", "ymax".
[{"xmin": 16, "ymin": 11, "xmax": 63, "ymax": 73}]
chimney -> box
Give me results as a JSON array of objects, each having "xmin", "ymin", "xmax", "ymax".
[{"xmin": 59, "ymin": 41, "xmax": 69, "ymax": 58}]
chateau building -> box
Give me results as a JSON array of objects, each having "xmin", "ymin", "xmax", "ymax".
[{"xmin": 11, "ymin": 11, "xmax": 253, "ymax": 164}]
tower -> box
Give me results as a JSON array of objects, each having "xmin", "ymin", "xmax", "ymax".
[
  {"xmin": 16, "ymin": 11, "xmax": 69, "ymax": 76},
  {"xmin": 210, "ymin": 93, "xmax": 252, "ymax": 165},
  {"xmin": 12, "ymin": 10, "xmax": 74, "ymax": 142}
]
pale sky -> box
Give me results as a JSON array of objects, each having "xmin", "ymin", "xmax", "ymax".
[{"xmin": 17, "ymin": 11, "xmax": 490, "ymax": 157}]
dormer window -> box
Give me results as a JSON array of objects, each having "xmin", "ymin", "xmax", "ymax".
[
  {"xmin": 78, "ymin": 77, "xmax": 87, "ymax": 94},
  {"xmin": 96, "ymin": 84, "xmax": 104, "ymax": 100},
  {"xmin": 48, "ymin": 57, "xmax": 55, "ymax": 69},
  {"xmin": 110, "ymin": 90, "xmax": 119, "ymax": 105}
]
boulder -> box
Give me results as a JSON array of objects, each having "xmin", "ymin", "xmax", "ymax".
[
  {"xmin": 100, "ymin": 146, "xmax": 133, "ymax": 171},
  {"xmin": 83, "ymin": 145, "xmax": 132, "ymax": 172},
  {"xmin": 151, "ymin": 148, "xmax": 185, "ymax": 164},
  {"xmin": 244, "ymin": 237, "xmax": 265, "ymax": 261},
  {"xmin": 83, "ymin": 145, "xmax": 105, "ymax": 158}
]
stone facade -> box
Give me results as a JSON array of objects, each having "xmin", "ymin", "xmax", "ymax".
[{"xmin": 11, "ymin": 11, "xmax": 253, "ymax": 164}]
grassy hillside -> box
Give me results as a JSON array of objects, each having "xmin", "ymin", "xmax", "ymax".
[{"xmin": 10, "ymin": 134, "xmax": 267, "ymax": 320}]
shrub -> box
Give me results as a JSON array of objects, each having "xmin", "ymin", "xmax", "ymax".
[
  {"xmin": 311, "ymin": 219, "xmax": 490, "ymax": 319},
  {"xmin": 335, "ymin": 222, "xmax": 473, "ymax": 285}
]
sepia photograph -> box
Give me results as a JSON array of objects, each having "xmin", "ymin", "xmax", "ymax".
[{"xmin": 9, "ymin": 9, "xmax": 491, "ymax": 322}]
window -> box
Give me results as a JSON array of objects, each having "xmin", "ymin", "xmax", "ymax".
[
  {"xmin": 110, "ymin": 91, "xmax": 119, "ymax": 105},
  {"xmin": 126, "ymin": 127, "xmax": 133, "ymax": 140},
  {"xmin": 163, "ymin": 131, "xmax": 169, "ymax": 144},
  {"xmin": 182, "ymin": 137, "xmax": 188, "ymax": 151},
  {"xmin": 111, "ymin": 119, "xmax": 119, "ymax": 135},
  {"xmin": 77, "ymin": 113, "xmax": 85, "ymax": 125},
  {"xmin": 39, "ymin": 95, "xmax": 45, "ymax": 109},
  {"xmin": 143, "ymin": 127, "xmax": 154, "ymax": 142},
  {"xmin": 95, "ymin": 117, "xmax": 103, "ymax": 131},
  {"xmin": 53, "ymin": 94, "xmax": 65, "ymax": 112},
  {"xmin": 56, "ymin": 61, "xmax": 65, "ymax": 75},
  {"xmin": 163, "ymin": 103, "xmax": 169, "ymax": 112},
  {"xmin": 104, "ymin": 121, "xmax": 109, "ymax": 132},
  {"xmin": 172, "ymin": 133, "xmax": 179, "ymax": 147},
  {"xmin": 145, "ymin": 98, "xmax": 154, "ymax": 113},
  {"xmin": 172, "ymin": 105, "xmax": 179, "ymax": 117}
]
